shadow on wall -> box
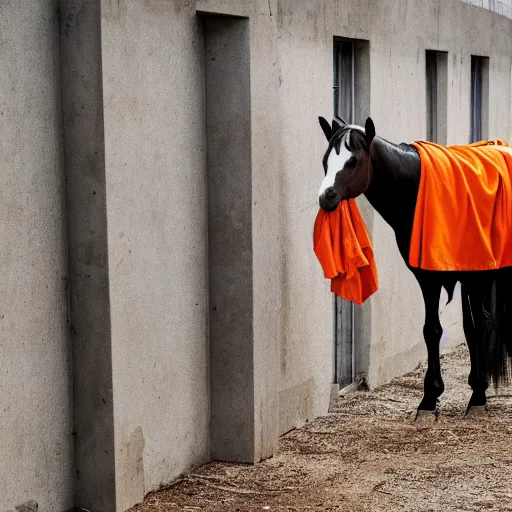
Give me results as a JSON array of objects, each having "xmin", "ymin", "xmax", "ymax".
[{"xmin": 5, "ymin": 501, "xmax": 38, "ymax": 512}]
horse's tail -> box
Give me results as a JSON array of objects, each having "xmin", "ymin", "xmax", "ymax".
[{"xmin": 488, "ymin": 270, "xmax": 512, "ymax": 387}]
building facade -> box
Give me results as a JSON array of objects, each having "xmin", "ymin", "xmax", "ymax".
[{"xmin": 1, "ymin": 1, "xmax": 511, "ymax": 511}]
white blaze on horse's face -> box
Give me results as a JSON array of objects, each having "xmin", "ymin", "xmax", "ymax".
[{"xmin": 318, "ymin": 142, "xmax": 352, "ymax": 197}]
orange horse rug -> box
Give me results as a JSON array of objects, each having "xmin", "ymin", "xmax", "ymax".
[{"xmin": 410, "ymin": 140, "xmax": 512, "ymax": 271}]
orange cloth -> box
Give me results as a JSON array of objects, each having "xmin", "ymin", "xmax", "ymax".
[
  {"xmin": 313, "ymin": 199, "xmax": 378, "ymax": 304},
  {"xmin": 410, "ymin": 140, "xmax": 512, "ymax": 271}
]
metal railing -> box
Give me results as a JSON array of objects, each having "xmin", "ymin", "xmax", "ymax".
[{"xmin": 462, "ymin": 0, "xmax": 512, "ymax": 19}]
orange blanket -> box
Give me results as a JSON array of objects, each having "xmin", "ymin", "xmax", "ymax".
[
  {"xmin": 410, "ymin": 140, "xmax": 512, "ymax": 271},
  {"xmin": 313, "ymin": 200, "xmax": 378, "ymax": 305}
]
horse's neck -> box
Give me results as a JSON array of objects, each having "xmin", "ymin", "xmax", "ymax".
[{"xmin": 363, "ymin": 137, "xmax": 421, "ymax": 251}]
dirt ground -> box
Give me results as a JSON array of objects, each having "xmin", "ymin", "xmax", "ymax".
[{"xmin": 129, "ymin": 344, "xmax": 512, "ymax": 512}]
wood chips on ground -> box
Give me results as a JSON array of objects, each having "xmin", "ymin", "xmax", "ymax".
[{"xmin": 129, "ymin": 344, "xmax": 512, "ymax": 511}]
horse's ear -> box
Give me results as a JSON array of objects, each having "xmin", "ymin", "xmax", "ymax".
[
  {"xmin": 319, "ymin": 116, "xmax": 332, "ymax": 141},
  {"xmin": 365, "ymin": 117, "xmax": 376, "ymax": 143}
]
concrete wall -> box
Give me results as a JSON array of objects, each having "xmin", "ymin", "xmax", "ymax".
[
  {"xmin": 0, "ymin": 1, "xmax": 73, "ymax": 511},
  {"xmin": 273, "ymin": 0, "xmax": 335, "ymax": 432},
  {"xmin": 100, "ymin": 2, "xmax": 211, "ymax": 509},
  {"xmin": 100, "ymin": 2, "xmax": 512, "ymax": 507},
  {"xmin": 1, "ymin": 0, "xmax": 511, "ymax": 511},
  {"xmin": 101, "ymin": 2, "xmax": 281, "ymax": 507}
]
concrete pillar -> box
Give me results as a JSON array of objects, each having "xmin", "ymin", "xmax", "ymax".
[
  {"xmin": 203, "ymin": 16, "xmax": 255, "ymax": 462},
  {"xmin": 203, "ymin": 15, "xmax": 279, "ymax": 462},
  {"xmin": 59, "ymin": 1, "xmax": 115, "ymax": 510}
]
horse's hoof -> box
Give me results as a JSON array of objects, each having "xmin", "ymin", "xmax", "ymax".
[
  {"xmin": 412, "ymin": 408, "xmax": 439, "ymax": 423},
  {"xmin": 464, "ymin": 405, "xmax": 487, "ymax": 418}
]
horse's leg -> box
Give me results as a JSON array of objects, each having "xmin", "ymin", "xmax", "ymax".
[
  {"xmin": 416, "ymin": 274, "xmax": 444, "ymax": 413},
  {"xmin": 462, "ymin": 279, "xmax": 490, "ymax": 412}
]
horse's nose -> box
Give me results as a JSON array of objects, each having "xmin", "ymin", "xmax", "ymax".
[
  {"xmin": 325, "ymin": 187, "xmax": 338, "ymax": 201},
  {"xmin": 319, "ymin": 186, "xmax": 340, "ymax": 212}
]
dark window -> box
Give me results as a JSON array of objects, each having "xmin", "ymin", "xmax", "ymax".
[
  {"xmin": 470, "ymin": 56, "xmax": 489, "ymax": 143},
  {"xmin": 334, "ymin": 40, "xmax": 354, "ymax": 122},
  {"xmin": 333, "ymin": 38, "xmax": 370, "ymax": 126},
  {"xmin": 426, "ymin": 50, "xmax": 448, "ymax": 144}
]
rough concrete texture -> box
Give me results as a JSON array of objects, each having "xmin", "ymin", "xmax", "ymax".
[
  {"xmin": 2, "ymin": 501, "xmax": 39, "ymax": 512},
  {"xmin": 100, "ymin": 2, "xmax": 212, "ymax": 509},
  {"xmin": 14, "ymin": 502, "xmax": 38, "ymax": 512},
  {"xmin": 203, "ymin": 16, "xmax": 256, "ymax": 462},
  {"xmin": 244, "ymin": 1, "xmax": 282, "ymax": 464},
  {"xmin": 0, "ymin": 1, "xmax": 73, "ymax": 511},
  {"xmin": 59, "ymin": 0, "xmax": 116, "ymax": 509}
]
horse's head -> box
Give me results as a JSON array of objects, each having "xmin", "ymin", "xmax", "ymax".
[{"xmin": 318, "ymin": 116, "xmax": 376, "ymax": 212}]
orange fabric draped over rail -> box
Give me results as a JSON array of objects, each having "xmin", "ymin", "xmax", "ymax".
[
  {"xmin": 313, "ymin": 199, "xmax": 378, "ymax": 305},
  {"xmin": 410, "ymin": 140, "xmax": 512, "ymax": 271}
]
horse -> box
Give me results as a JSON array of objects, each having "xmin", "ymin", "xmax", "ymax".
[{"xmin": 317, "ymin": 116, "xmax": 512, "ymax": 417}]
